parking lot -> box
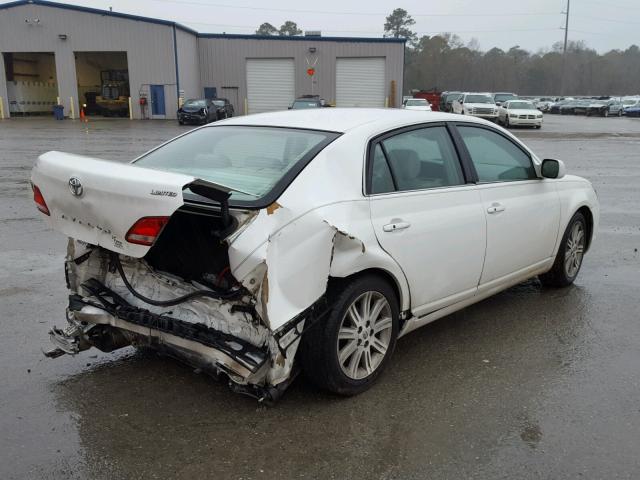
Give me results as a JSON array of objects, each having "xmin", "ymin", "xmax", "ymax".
[{"xmin": 1, "ymin": 114, "xmax": 639, "ymax": 479}]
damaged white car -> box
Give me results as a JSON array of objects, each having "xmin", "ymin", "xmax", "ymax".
[{"xmin": 32, "ymin": 109, "xmax": 599, "ymax": 401}]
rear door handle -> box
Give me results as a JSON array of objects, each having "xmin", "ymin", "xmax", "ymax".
[
  {"xmin": 487, "ymin": 203, "xmax": 506, "ymax": 214},
  {"xmin": 383, "ymin": 221, "xmax": 411, "ymax": 232}
]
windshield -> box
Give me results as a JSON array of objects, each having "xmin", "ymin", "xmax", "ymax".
[
  {"xmin": 405, "ymin": 99, "xmax": 428, "ymax": 106},
  {"xmin": 623, "ymin": 99, "xmax": 637, "ymax": 105},
  {"xmin": 507, "ymin": 101, "xmax": 535, "ymax": 110},
  {"xmin": 212, "ymin": 100, "xmax": 225, "ymax": 106},
  {"xmin": 494, "ymin": 94, "xmax": 517, "ymax": 102},
  {"xmin": 184, "ymin": 99, "xmax": 206, "ymax": 108},
  {"xmin": 134, "ymin": 126, "xmax": 337, "ymax": 202},
  {"xmin": 291, "ymin": 100, "xmax": 319, "ymax": 109},
  {"xmin": 465, "ymin": 95, "xmax": 494, "ymax": 104}
]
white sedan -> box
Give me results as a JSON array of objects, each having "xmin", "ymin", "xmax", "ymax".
[
  {"xmin": 402, "ymin": 98, "xmax": 432, "ymax": 111},
  {"xmin": 31, "ymin": 109, "xmax": 598, "ymax": 401},
  {"xmin": 499, "ymin": 100, "xmax": 544, "ymax": 128}
]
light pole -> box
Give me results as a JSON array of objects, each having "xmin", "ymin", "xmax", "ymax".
[{"xmin": 560, "ymin": 0, "xmax": 571, "ymax": 95}]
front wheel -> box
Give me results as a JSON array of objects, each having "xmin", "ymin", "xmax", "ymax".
[
  {"xmin": 300, "ymin": 275, "xmax": 399, "ymax": 395},
  {"xmin": 539, "ymin": 212, "xmax": 587, "ymax": 288}
]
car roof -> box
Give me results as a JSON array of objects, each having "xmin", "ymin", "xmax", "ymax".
[{"xmin": 217, "ymin": 108, "xmax": 491, "ymax": 133}]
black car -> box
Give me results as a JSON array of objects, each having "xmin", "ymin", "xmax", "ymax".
[
  {"xmin": 211, "ymin": 98, "xmax": 234, "ymax": 119},
  {"xmin": 177, "ymin": 98, "xmax": 216, "ymax": 125},
  {"xmin": 289, "ymin": 95, "xmax": 328, "ymax": 109},
  {"xmin": 439, "ymin": 91, "xmax": 462, "ymax": 112}
]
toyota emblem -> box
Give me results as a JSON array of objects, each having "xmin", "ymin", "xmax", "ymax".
[{"xmin": 68, "ymin": 177, "xmax": 83, "ymax": 197}]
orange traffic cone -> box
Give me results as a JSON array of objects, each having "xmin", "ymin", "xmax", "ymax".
[{"xmin": 80, "ymin": 104, "xmax": 87, "ymax": 122}]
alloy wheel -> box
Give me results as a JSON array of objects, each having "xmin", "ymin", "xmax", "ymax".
[
  {"xmin": 337, "ymin": 291, "xmax": 393, "ymax": 380},
  {"xmin": 565, "ymin": 222, "xmax": 585, "ymax": 278}
]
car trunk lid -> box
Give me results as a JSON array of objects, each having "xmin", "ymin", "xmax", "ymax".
[{"xmin": 31, "ymin": 151, "xmax": 236, "ymax": 258}]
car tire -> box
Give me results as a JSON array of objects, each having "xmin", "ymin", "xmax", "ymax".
[
  {"xmin": 618, "ymin": 109, "xmax": 623, "ymax": 117},
  {"xmin": 504, "ymin": 116, "xmax": 510, "ymax": 128},
  {"xmin": 539, "ymin": 212, "xmax": 587, "ymax": 288},
  {"xmin": 178, "ymin": 120, "xmax": 184, "ymax": 125},
  {"xmin": 300, "ymin": 274, "xmax": 399, "ymax": 396},
  {"xmin": 603, "ymin": 109, "xmax": 609, "ymax": 118}
]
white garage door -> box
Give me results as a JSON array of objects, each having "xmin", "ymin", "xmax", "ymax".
[
  {"xmin": 336, "ymin": 57, "xmax": 386, "ymax": 108},
  {"xmin": 246, "ymin": 58, "xmax": 295, "ymax": 114}
]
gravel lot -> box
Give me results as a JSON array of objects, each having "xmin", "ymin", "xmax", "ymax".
[{"xmin": 1, "ymin": 114, "xmax": 639, "ymax": 479}]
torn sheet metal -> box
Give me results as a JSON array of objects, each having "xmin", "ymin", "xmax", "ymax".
[{"xmin": 260, "ymin": 215, "xmax": 336, "ymax": 331}]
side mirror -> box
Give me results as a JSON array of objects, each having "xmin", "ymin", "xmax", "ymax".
[{"xmin": 541, "ymin": 159, "xmax": 566, "ymax": 179}]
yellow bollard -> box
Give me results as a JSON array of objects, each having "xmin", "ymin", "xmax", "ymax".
[
  {"xmin": 244, "ymin": 98, "xmax": 248, "ymax": 115},
  {"xmin": 0, "ymin": 97, "xmax": 4, "ymax": 119},
  {"xmin": 69, "ymin": 97, "xmax": 75, "ymax": 119},
  {"xmin": 128, "ymin": 97, "xmax": 133, "ymax": 119}
]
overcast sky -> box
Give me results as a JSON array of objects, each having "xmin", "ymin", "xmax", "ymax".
[{"xmin": 8, "ymin": 0, "xmax": 639, "ymax": 52}]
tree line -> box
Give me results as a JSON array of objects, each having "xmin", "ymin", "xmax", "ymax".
[{"xmin": 385, "ymin": 8, "xmax": 640, "ymax": 96}]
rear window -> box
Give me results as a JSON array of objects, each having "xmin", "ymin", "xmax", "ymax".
[
  {"xmin": 292, "ymin": 101, "xmax": 320, "ymax": 109},
  {"xmin": 184, "ymin": 99, "xmax": 206, "ymax": 107},
  {"xmin": 405, "ymin": 99, "xmax": 428, "ymax": 106},
  {"xmin": 134, "ymin": 126, "xmax": 337, "ymax": 203}
]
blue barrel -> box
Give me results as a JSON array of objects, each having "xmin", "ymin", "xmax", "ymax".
[{"xmin": 53, "ymin": 105, "xmax": 64, "ymax": 120}]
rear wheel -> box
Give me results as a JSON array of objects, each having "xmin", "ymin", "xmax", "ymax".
[
  {"xmin": 539, "ymin": 212, "xmax": 587, "ymax": 288},
  {"xmin": 300, "ymin": 275, "xmax": 399, "ymax": 395}
]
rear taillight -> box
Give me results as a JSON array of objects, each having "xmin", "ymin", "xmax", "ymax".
[
  {"xmin": 32, "ymin": 184, "xmax": 50, "ymax": 216},
  {"xmin": 125, "ymin": 216, "xmax": 169, "ymax": 246}
]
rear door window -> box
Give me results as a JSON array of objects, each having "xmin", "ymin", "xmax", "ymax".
[{"xmin": 379, "ymin": 126, "xmax": 465, "ymax": 192}]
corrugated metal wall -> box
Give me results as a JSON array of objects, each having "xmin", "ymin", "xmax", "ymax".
[
  {"xmin": 198, "ymin": 37, "xmax": 404, "ymax": 114},
  {"xmin": 0, "ymin": 4, "xmax": 179, "ymax": 119},
  {"xmin": 175, "ymin": 28, "xmax": 200, "ymax": 103}
]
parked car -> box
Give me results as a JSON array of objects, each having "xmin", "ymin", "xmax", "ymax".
[
  {"xmin": 536, "ymin": 97, "xmax": 555, "ymax": 112},
  {"xmin": 560, "ymin": 99, "xmax": 588, "ymax": 115},
  {"xmin": 452, "ymin": 93, "xmax": 499, "ymax": 121},
  {"xmin": 177, "ymin": 98, "xmax": 217, "ymax": 125},
  {"xmin": 549, "ymin": 98, "xmax": 574, "ymax": 114},
  {"xmin": 211, "ymin": 98, "xmax": 234, "ymax": 119},
  {"xmin": 32, "ymin": 109, "xmax": 598, "ymax": 401},
  {"xmin": 621, "ymin": 97, "xmax": 640, "ymax": 110},
  {"xmin": 573, "ymin": 100, "xmax": 593, "ymax": 116},
  {"xmin": 402, "ymin": 98, "xmax": 432, "ymax": 111},
  {"xmin": 498, "ymin": 100, "xmax": 543, "ymax": 128},
  {"xmin": 439, "ymin": 91, "xmax": 462, "ymax": 112},
  {"xmin": 492, "ymin": 92, "xmax": 518, "ymax": 106},
  {"xmin": 624, "ymin": 105, "xmax": 640, "ymax": 117},
  {"xmin": 289, "ymin": 96, "xmax": 327, "ymax": 109},
  {"xmin": 586, "ymin": 99, "xmax": 624, "ymax": 117}
]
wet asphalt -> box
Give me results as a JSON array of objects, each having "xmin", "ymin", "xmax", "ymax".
[{"xmin": 0, "ymin": 115, "xmax": 639, "ymax": 479}]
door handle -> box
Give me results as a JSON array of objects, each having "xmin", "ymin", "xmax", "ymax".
[
  {"xmin": 487, "ymin": 203, "xmax": 506, "ymax": 214},
  {"xmin": 383, "ymin": 221, "xmax": 411, "ymax": 232}
]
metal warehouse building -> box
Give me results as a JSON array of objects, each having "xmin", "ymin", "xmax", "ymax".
[{"xmin": 0, "ymin": 0, "xmax": 405, "ymax": 119}]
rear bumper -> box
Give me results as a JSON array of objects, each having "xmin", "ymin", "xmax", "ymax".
[
  {"xmin": 178, "ymin": 113, "xmax": 206, "ymax": 123},
  {"xmin": 51, "ymin": 280, "xmax": 269, "ymax": 383}
]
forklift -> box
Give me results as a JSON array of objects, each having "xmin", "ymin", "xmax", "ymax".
[{"xmin": 95, "ymin": 70, "xmax": 130, "ymax": 117}]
